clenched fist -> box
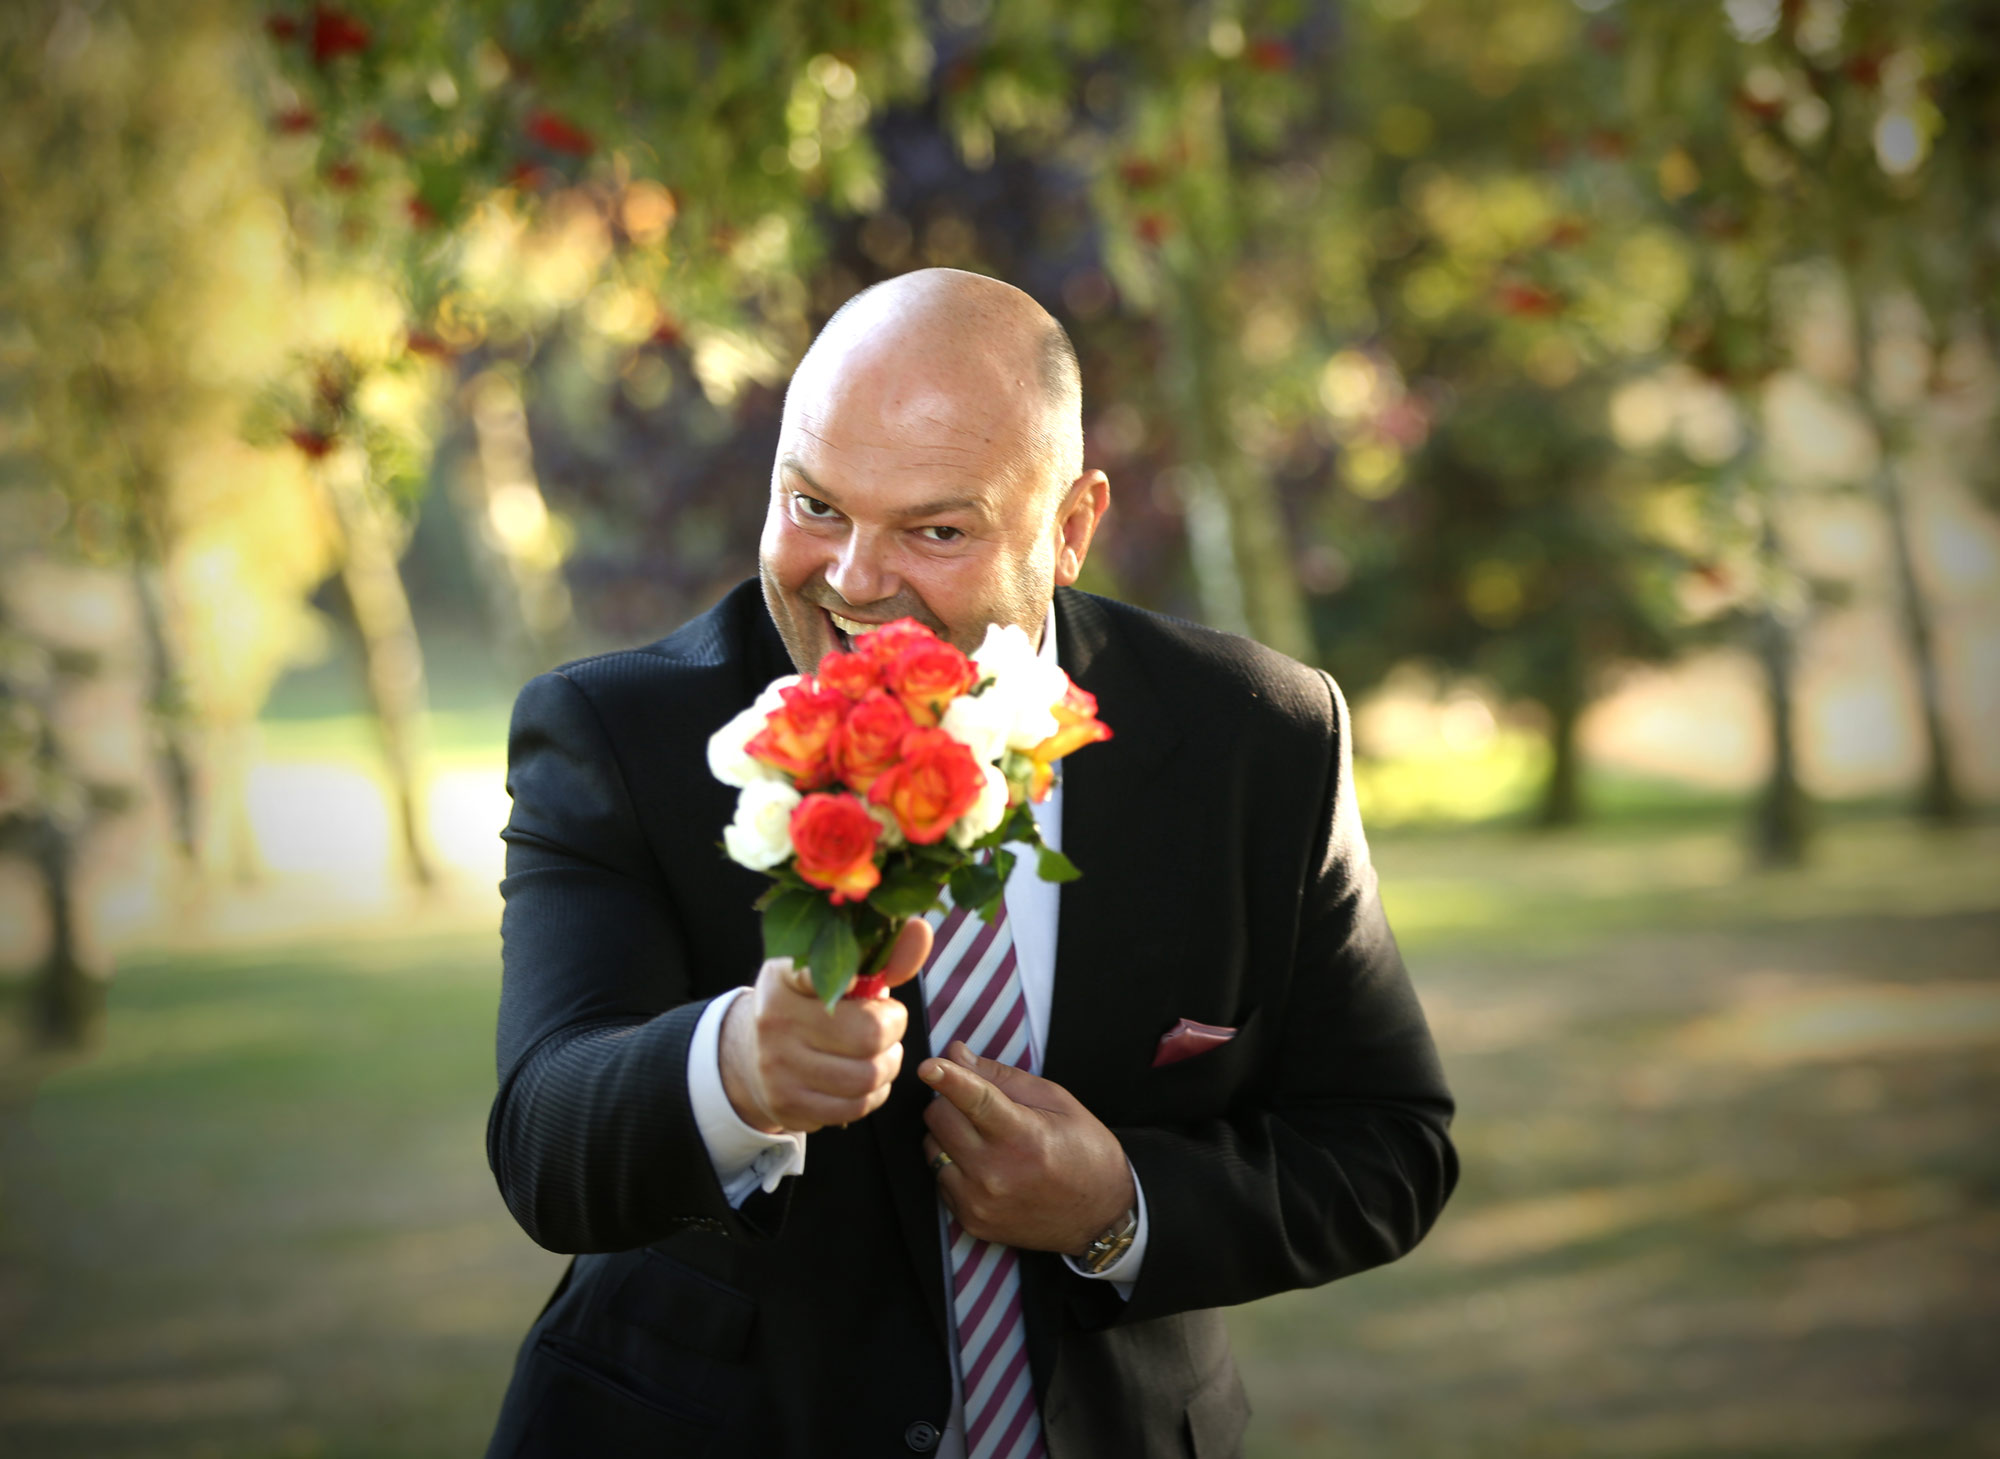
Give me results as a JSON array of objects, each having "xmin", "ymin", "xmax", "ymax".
[{"xmin": 719, "ymin": 917, "xmax": 934, "ymax": 1134}]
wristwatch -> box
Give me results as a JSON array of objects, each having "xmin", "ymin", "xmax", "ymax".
[{"xmin": 1074, "ymin": 1208, "xmax": 1137, "ymax": 1275}]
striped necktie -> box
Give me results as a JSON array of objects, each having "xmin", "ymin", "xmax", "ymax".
[{"xmin": 921, "ymin": 897, "xmax": 1047, "ymax": 1459}]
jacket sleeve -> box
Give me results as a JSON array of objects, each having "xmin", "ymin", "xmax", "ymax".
[
  {"xmin": 486, "ymin": 668, "xmax": 790, "ymax": 1254},
  {"xmin": 1106, "ymin": 669, "xmax": 1457, "ymax": 1325}
]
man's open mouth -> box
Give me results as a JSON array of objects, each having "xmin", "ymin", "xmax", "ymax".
[{"xmin": 826, "ymin": 609, "xmax": 880, "ymax": 652}]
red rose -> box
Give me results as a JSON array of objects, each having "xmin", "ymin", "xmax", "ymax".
[
  {"xmin": 868, "ymin": 728, "xmax": 984, "ymax": 845},
  {"xmin": 816, "ymin": 647, "xmax": 879, "ymax": 701},
  {"xmin": 881, "ymin": 637, "xmax": 976, "ymax": 727},
  {"xmin": 788, "ymin": 794, "xmax": 881, "ymax": 905},
  {"xmin": 832, "ymin": 689, "xmax": 914, "ymax": 794},
  {"xmin": 746, "ymin": 679, "xmax": 847, "ymax": 788}
]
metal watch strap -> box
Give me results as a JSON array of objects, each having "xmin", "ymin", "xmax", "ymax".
[{"xmin": 1076, "ymin": 1208, "xmax": 1137, "ymax": 1274}]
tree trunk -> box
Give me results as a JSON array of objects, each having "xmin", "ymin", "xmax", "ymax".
[
  {"xmin": 1844, "ymin": 270, "xmax": 1966, "ymax": 824},
  {"xmin": 1538, "ymin": 690, "xmax": 1585, "ymax": 828},
  {"xmin": 1751, "ymin": 602, "xmax": 1809, "ymax": 865},
  {"xmin": 1150, "ymin": 81, "xmax": 1314, "ymax": 666},
  {"xmin": 1749, "ymin": 496, "xmax": 1810, "ymax": 865},
  {"xmin": 457, "ymin": 368, "xmax": 574, "ymax": 679},
  {"xmin": 29, "ymin": 810, "xmax": 102, "ymax": 1049},
  {"xmin": 128, "ymin": 556, "xmax": 200, "ymax": 863},
  {"xmin": 318, "ymin": 449, "xmax": 437, "ymax": 887},
  {"xmin": 1162, "ymin": 261, "xmax": 1315, "ymax": 664},
  {"xmin": 93, "ymin": 364, "xmax": 202, "ymax": 867}
]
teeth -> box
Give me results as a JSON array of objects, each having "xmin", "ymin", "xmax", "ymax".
[{"xmin": 829, "ymin": 613, "xmax": 878, "ymax": 636}]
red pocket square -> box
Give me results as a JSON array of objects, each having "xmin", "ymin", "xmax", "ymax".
[{"xmin": 1152, "ymin": 1018, "xmax": 1238, "ymax": 1068}]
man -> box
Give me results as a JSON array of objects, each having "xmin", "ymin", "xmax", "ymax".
[{"xmin": 485, "ymin": 269, "xmax": 1456, "ymax": 1458}]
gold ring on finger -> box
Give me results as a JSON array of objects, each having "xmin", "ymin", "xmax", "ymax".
[{"xmin": 929, "ymin": 1150, "xmax": 954, "ymax": 1176}]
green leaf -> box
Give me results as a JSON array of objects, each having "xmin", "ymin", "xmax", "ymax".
[
  {"xmin": 869, "ymin": 868, "xmax": 946, "ymax": 920},
  {"xmin": 808, "ymin": 909, "xmax": 861, "ymax": 1008},
  {"xmin": 1037, "ymin": 844, "xmax": 1081, "ymax": 883},
  {"xmin": 949, "ymin": 858, "xmax": 1005, "ymax": 923},
  {"xmin": 760, "ymin": 886, "xmax": 823, "ymax": 966}
]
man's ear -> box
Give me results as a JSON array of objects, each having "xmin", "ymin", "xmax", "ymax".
[{"xmin": 1052, "ymin": 469, "xmax": 1110, "ymax": 588}]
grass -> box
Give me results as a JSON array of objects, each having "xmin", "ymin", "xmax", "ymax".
[
  {"xmin": 1, "ymin": 808, "xmax": 1995, "ymax": 1456},
  {"xmin": 0, "ymin": 930, "xmax": 566, "ymax": 1458}
]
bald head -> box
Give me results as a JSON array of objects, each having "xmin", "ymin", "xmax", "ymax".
[
  {"xmin": 759, "ymin": 268, "xmax": 1108, "ymax": 671},
  {"xmin": 784, "ymin": 269, "xmax": 1084, "ymax": 494}
]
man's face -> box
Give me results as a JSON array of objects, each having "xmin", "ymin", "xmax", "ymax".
[{"xmin": 759, "ymin": 365, "xmax": 1069, "ymax": 673}]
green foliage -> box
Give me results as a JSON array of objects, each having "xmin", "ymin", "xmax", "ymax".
[{"xmin": 805, "ymin": 903, "xmax": 862, "ymax": 1008}]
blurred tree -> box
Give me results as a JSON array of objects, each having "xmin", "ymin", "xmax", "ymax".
[
  {"xmin": 250, "ymin": 1, "xmax": 936, "ymax": 871},
  {"xmin": 1288, "ymin": 0, "xmax": 1698, "ymax": 824},
  {"xmin": 930, "ymin": 2, "xmax": 1339, "ymax": 660},
  {"xmin": 1606, "ymin": 0, "xmax": 1998, "ymax": 847},
  {"xmin": 0, "ymin": 607, "xmax": 128, "ymax": 1046},
  {"xmin": 1, "ymin": 0, "xmax": 337, "ymax": 1036}
]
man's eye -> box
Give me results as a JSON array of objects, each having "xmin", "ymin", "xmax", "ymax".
[
  {"xmin": 919, "ymin": 525, "xmax": 964, "ymax": 543},
  {"xmin": 793, "ymin": 493, "xmax": 839, "ymax": 520}
]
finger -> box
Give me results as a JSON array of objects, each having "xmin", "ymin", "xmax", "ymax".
[
  {"xmin": 947, "ymin": 1041, "xmax": 1065, "ymax": 1111},
  {"xmin": 779, "ymin": 1045, "xmax": 901, "ymax": 1103},
  {"xmin": 806, "ymin": 999, "xmax": 908, "ymax": 1059},
  {"xmin": 877, "ymin": 917, "xmax": 934, "ymax": 991},
  {"xmin": 922, "ymin": 1089, "xmax": 983, "ymax": 1153},
  {"xmin": 919, "ymin": 1055, "xmax": 1016, "ymax": 1137},
  {"xmin": 773, "ymin": 958, "xmax": 817, "ymax": 1000},
  {"xmin": 773, "ymin": 1084, "xmax": 890, "ymax": 1132}
]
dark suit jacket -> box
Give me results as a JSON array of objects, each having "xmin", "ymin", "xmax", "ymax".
[{"xmin": 485, "ymin": 580, "xmax": 1456, "ymax": 1458}]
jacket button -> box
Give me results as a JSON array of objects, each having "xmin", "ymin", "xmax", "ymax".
[{"xmin": 904, "ymin": 1419, "xmax": 941, "ymax": 1453}]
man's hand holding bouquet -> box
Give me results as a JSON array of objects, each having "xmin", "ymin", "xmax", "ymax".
[{"xmin": 708, "ymin": 617, "xmax": 1110, "ymax": 1008}]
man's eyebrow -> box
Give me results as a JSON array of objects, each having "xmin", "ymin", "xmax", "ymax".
[
  {"xmin": 778, "ymin": 458, "xmax": 987, "ymax": 522},
  {"xmin": 778, "ymin": 456, "xmax": 828, "ymax": 497},
  {"xmin": 896, "ymin": 495, "xmax": 984, "ymax": 519}
]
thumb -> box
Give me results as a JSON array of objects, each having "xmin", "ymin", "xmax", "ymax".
[
  {"xmin": 877, "ymin": 917, "xmax": 934, "ymax": 990},
  {"xmin": 951, "ymin": 1042, "xmax": 1064, "ymax": 1110}
]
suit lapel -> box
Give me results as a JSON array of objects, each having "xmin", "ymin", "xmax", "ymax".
[{"xmin": 1042, "ymin": 590, "xmax": 1183, "ymax": 1109}]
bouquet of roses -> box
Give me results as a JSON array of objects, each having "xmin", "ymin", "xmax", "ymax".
[{"xmin": 707, "ymin": 617, "xmax": 1111, "ymax": 1007}]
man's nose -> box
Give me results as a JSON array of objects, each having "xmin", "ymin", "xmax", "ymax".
[{"xmin": 824, "ymin": 528, "xmax": 898, "ymax": 609}]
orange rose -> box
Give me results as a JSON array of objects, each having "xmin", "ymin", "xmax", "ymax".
[
  {"xmin": 868, "ymin": 727, "xmax": 985, "ymax": 844},
  {"xmin": 831, "ymin": 688, "xmax": 915, "ymax": 794},
  {"xmin": 882, "ymin": 636, "xmax": 977, "ymax": 726},
  {"xmin": 745, "ymin": 679, "xmax": 847, "ymax": 789},
  {"xmin": 858, "ymin": 617, "xmax": 935, "ymax": 666},
  {"xmin": 1026, "ymin": 680, "xmax": 1113, "ymax": 801},
  {"xmin": 788, "ymin": 793, "xmax": 882, "ymax": 905},
  {"xmin": 815, "ymin": 647, "xmax": 879, "ymax": 700}
]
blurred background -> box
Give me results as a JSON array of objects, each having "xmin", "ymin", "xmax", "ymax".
[{"xmin": 2, "ymin": 0, "xmax": 1996, "ymax": 1454}]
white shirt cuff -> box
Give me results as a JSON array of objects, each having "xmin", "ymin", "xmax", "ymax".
[
  {"xmin": 688, "ymin": 986, "xmax": 807, "ymax": 1206},
  {"xmin": 1061, "ymin": 1161, "xmax": 1148, "ymax": 1296}
]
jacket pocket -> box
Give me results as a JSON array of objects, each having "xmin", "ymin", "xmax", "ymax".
[
  {"xmin": 608, "ymin": 1247, "xmax": 758, "ymax": 1362},
  {"xmin": 1143, "ymin": 1008, "xmax": 1261, "ymax": 1119},
  {"xmin": 502, "ymin": 1335, "xmax": 722, "ymax": 1457}
]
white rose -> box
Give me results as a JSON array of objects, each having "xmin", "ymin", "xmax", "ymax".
[
  {"xmin": 940, "ymin": 687, "xmax": 1012, "ymax": 766},
  {"xmin": 722, "ymin": 780, "xmax": 801, "ymax": 870},
  {"xmin": 969, "ymin": 622, "xmax": 1065, "ymax": 752},
  {"xmin": 707, "ymin": 704, "xmax": 784, "ymax": 789},
  {"xmin": 949, "ymin": 763, "xmax": 1011, "ymax": 850},
  {"xmin": 754, "ymin": 674, "xmax": 801, "ymax": 713}
]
